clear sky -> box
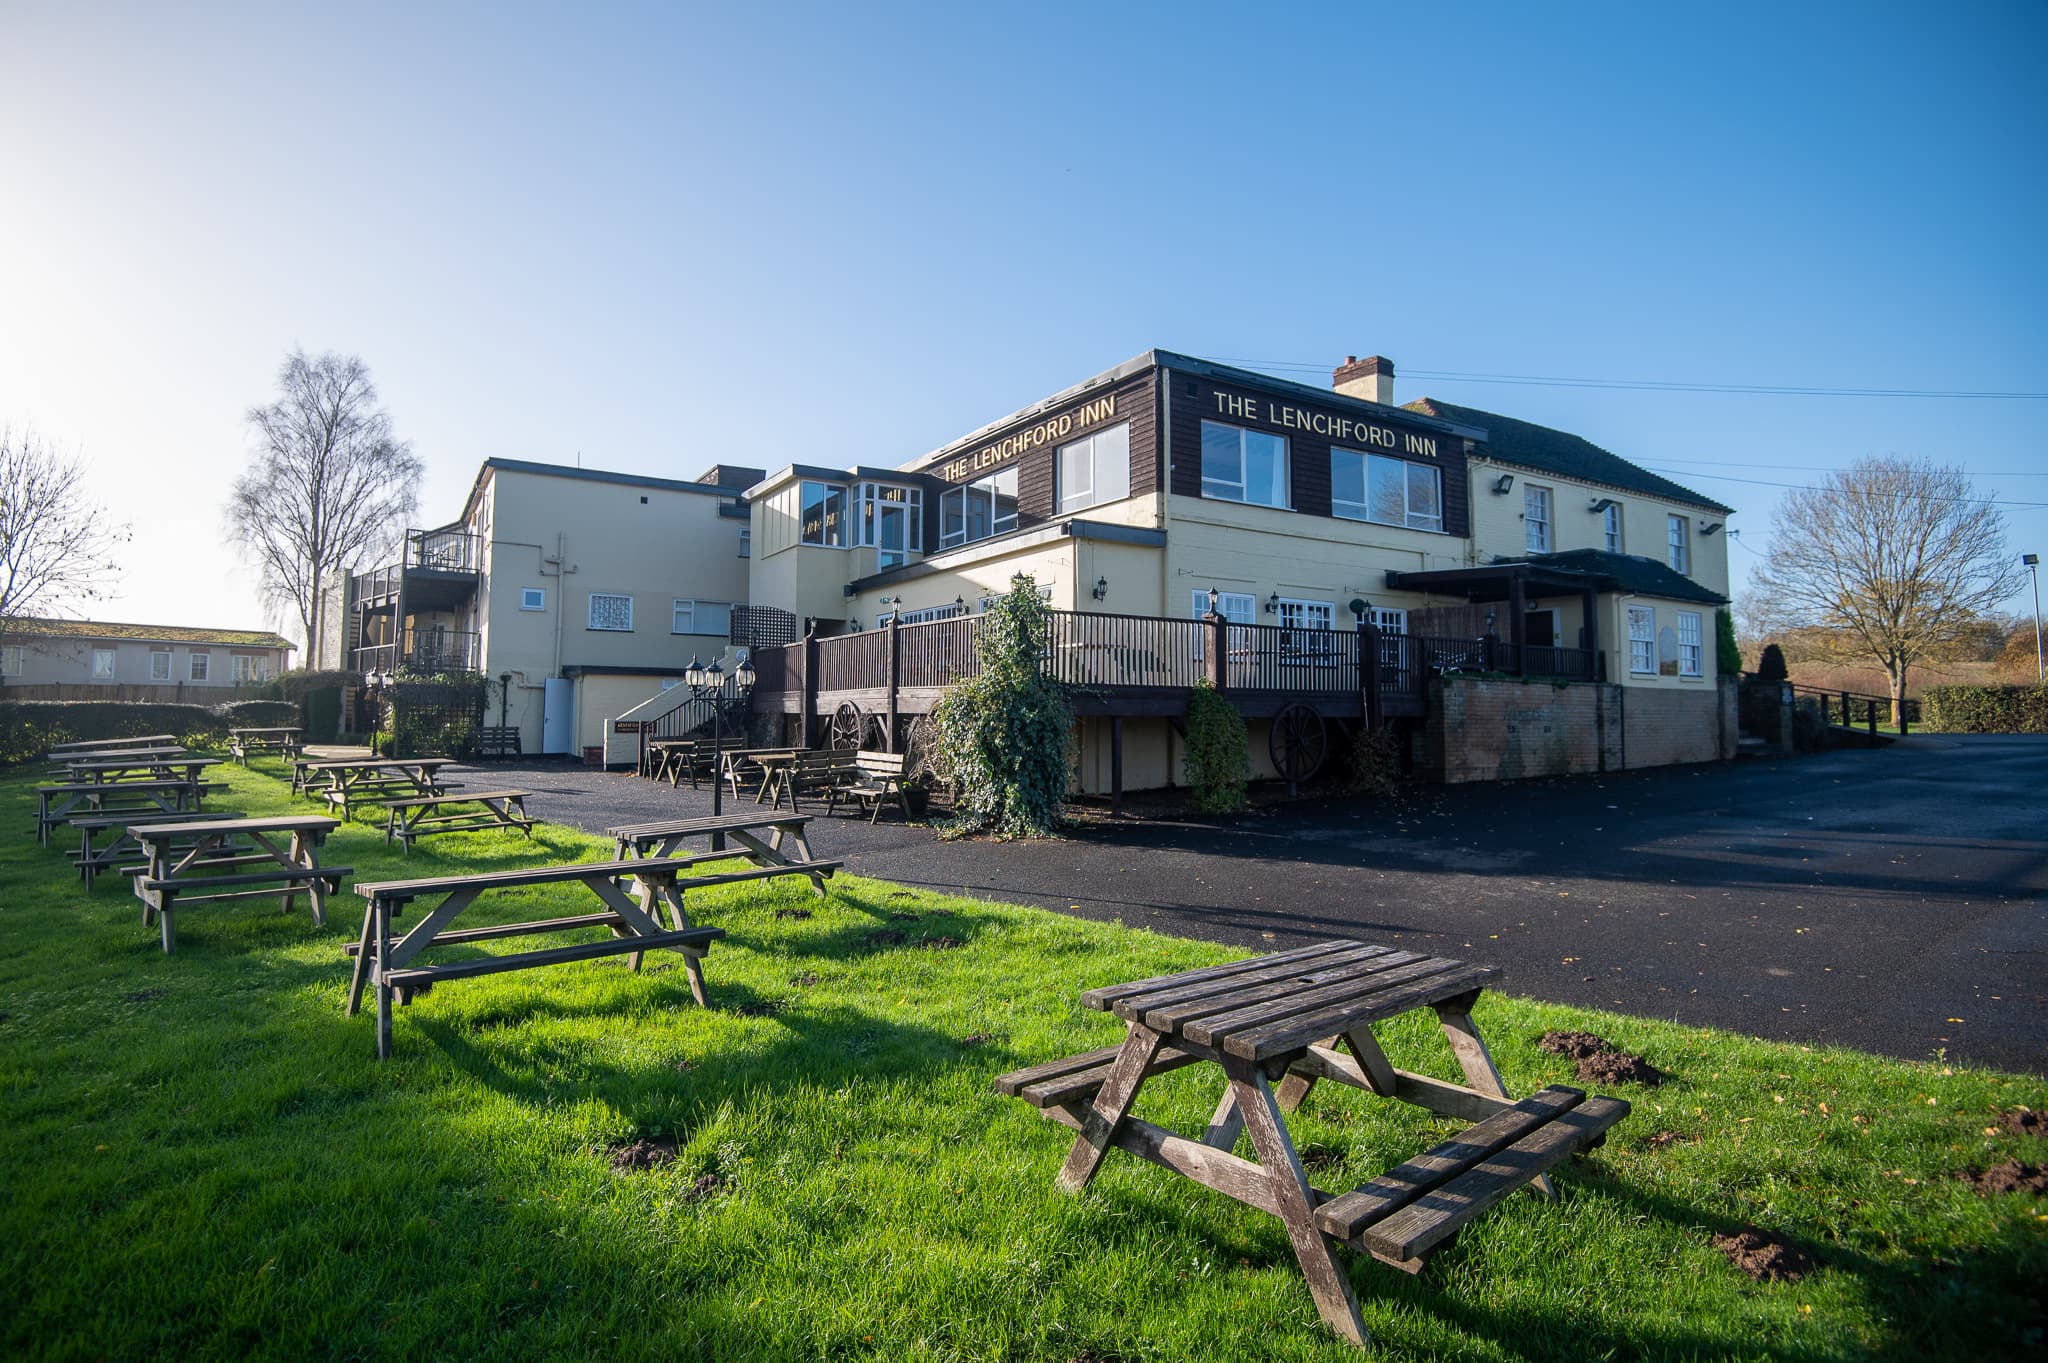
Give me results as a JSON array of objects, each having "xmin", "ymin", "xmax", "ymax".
[{"xmin": 3, "ymin": 1, "xmax": 2044, "ymax": 646}]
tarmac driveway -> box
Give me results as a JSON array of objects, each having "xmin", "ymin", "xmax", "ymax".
[{"xmin": 461, "ymin": 735, "xmax": 2046, "ymax": 1075}]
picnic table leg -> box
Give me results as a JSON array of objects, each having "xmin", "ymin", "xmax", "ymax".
[
  {"xmin": 1435, "ymin": 1002, "xmax": 1554, "ymax": 1200},
  {"xmin": 652, "ymin": 878, "xmax": 710, "ymax": 1007},
  {"xmin": 295, "ymin": 830, "xmax": 328, "ymax": 928},
  {"xmin": 1223, "ymin": 1055, "xmax": 1369, "ymax": 1348},
  {"xmin": 1204, "ymin": 1086, "xmax": 1246, "ymax": 1150},
  {"xmin": 374, "ymin": 901, "xmax": 394, "ymax": 1060},
  {"xmin": 346, "ymin": 902, "xmax": 377, "ymax": 1016},
  {"xmin": 1056, "ymin": 1023, "xmax": 1162, "ymax": 1192}
]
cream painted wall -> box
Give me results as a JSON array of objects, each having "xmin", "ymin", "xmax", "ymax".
[
  {"xmin": 1467, "ymin": 460, "xmax": 1731, "ymax": 598},
  {"xmin": 1603, "ymin": 594, "xmax": 1720, "ymax": 689},
  {"xmin": 846, "ymin": 537, "xmax": 1081, "ymax": 625},
  {"xmin": 472, "ymin": 466, "xmax": 749, "ymax": 751}
]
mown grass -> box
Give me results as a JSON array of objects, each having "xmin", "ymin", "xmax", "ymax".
[{"xmin": 0, "ymin": 761, "xmax": 2042, "ymax": 1362}]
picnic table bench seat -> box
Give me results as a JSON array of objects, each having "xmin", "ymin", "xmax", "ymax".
[
  {"xmin": 47, "ymin": 734, "xmax": 178, "ymax": 756},
  {"xmin": 229, "ymin": 727, "xmax": 303, "ymax": 764},
  {"xmin": 347, "ymin": 855, "xmax": 736, "ymax": 1059},
  {"xmin": 824, "ymin": 750, "xmax": 913, "ymax": 823},
  {"xmin": 476, "ymin": 725, "xmax": 522, "ymax": 759},
  {"xmin": 380, "ymin": 789, "xmax": 535, "ymax": 849},
  {"xmin": 70, "ymin": 810, "xmax": 251, "ymax": 889}
]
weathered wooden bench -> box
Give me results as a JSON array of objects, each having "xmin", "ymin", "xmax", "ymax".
[
  {"xmin": 229, "ymin": 727, "xmax": 303, "ymax": 765},
  {"xmin": 381, "ymin": 789, "xmax": 536, "ymax": 849},
  {"xmin": 649, "ymin": 735, "xmax": 749, "ymax": 788},
  {"xmin": 71, "ymin": 809, "xmax": 249, "ymax": 890},
  {"xmin": 476, "ymin": 725, "xmax": 523, "ymax": 759},
  {"xmin": 47, "ymin": 733, "xmax": 178, "ymax": 758},
  {"xmin": 767, "ymin": 748, "xmax": 865, "ymax": 813},
  {"xmin": 994, "ymin": 940, "xmax": 1631, "ymax": 1349},
  {"xmin": 608, "ymin": 811, "xmax": 837, "ymax": 894},
  {"xmin": 825, "ymin": 750, "xmax": 912, "ymax": 823},
  {"xmin": 305, "ymin": 759, "xmax": 452, "ymax": 818},
  {"xmin": 344, "ymin": 857, "xmax": 730, "ymax": 1059},
  {"xmin": 36, "ymin": 778, "xmax": 223, "ymax": 847},
  {"xmin": 131, "ymin": 815, "xmax": 348, "ymax": 953}
]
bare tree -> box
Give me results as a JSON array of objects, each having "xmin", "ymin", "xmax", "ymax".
[
  {"xmin": 227, "ymin": 351, "xmax": 423, "ymax": 663},
  {"xmin": 1746, "ymin": 456, "xmax": 2020, "ymax": 720},
  {"xmin": 0, "ymin": 428, "xmax": 128, "ymax": 674}
]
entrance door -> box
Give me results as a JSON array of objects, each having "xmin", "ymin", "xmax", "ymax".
[
  {"xmin": 1523, "ymin": 609, "xmax": 1558, "ymax": 648},
  {"xmin": 542, "ymin": 677, "xmax": 574, "ymax": 754}
]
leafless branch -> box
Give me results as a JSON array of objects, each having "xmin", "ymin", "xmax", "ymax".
[{"xmin": 0, "ymin": 428, "xmax": 130, "ymax": 644}]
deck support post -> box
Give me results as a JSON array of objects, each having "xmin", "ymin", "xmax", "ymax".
[
  {"xmin": 1110, "ymin": 716, "xmax": 1124, "ymax": 818},
  {"xmin": 885, "ymin": 615, "xmax": 901, "ymax": 753},
  {"xmin": 1360, "ymin": 621, "xmax": 1382, "ymax": 731},
  {"xmin": 1506, "ymin": 570, "xmax": 1527, "ymax": 676},
  {"xmin": 802, "ymin": 627, "xmax": 820, "ymax": 749}
]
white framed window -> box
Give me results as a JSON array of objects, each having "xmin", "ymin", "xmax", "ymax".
[
  {"xmin": 738, "ymin": 527, "xmax": 751, "ymax": 559},
  {"xmin": 940, "ymin": 467, "xmax": 1020, "ymax": 548},
  {"xmin": 671, "ymin": 599, "xmax": 732, "ymax": 638},
  {"xmin": 899, "ymin": 603, "xmax": 967, "ymax": 624},
  {"xmin": 519, "ymin": 587, "xmax": 546, "ymax": 612},
  {"xmin": 1, "ymin": 644, "xmax": 22, "ymax": 678},
  {"xmin": 149, "ymin": 649, "xmax": 172, "ymax": 681},
  {"xmin": 1668, "ymin": 515, "xmax": 1690, "ymax": 573},
  {"xmin": 231, "ymin": 655, "xmax": 255, "ymax": 683},
  {"xmin": 1368, "ymin": 606, "xmax": 1408, "ymax": 633},
  {"xmin": 1627, "ymin": 606, "xmax": 1656, "ymax": 675},
  {"xmin": 1677, "ymin": 611, "xmax": 1703, "ymax": 677},
  {"xmin": 188, "ymin": 652, "xmax": 209, "ymax": 682},
  {"xmin": 1190, "ymin": 589, "xmax": 1257, "ymax": 659},
  {"xmin": 587, "ymin": 593, "xmax": 634, "ymax": 631},
  {"xmin": 1057, "ymin": 421, "xmax": 1132, "ymax": 515},
  {"xmin": 1602, "ymin": 502, "xmax": 1622, "ymax": 552},
  {"xmin": 800, "ymin": 481, "xmax": 849, "ymax": 547},
  {"xmin": 1199, "ymin": 421, "xmax": 1289, "ymax": 508},
  {"xmin": 1525, "ymin": 485, "xmax": 1553, "ymax": 552},
  {"xmin": 92, "ymin": 648, "xmax": 117, "ymax": 680},
  {"xmin": 1276, "ymin": 599, "xmax": 1335, "ymax": 631},
  {"xmin": 1331, "ymin": 449, "xmax": 1443, "ymax": 532},
  {"xmin": 855, "ymin": 483, "xmax": 924, "ymax": 568}
]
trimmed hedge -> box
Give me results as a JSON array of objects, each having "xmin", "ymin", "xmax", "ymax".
[
  {"xmin": 1920, "ymin": 684, "xmax": 2048, "ymax": 734},
  {"xmin": 215, "ymin": 700, "xmax": 304, "ymax": 730},
  {"xmin": 1, "ymin": 702, "xmax": 227, "ymax": 765}
]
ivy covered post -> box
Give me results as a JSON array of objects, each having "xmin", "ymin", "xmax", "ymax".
[
  {"xmin": 1183, "ymin": 679, "xmax": 1249, "ymax": 813},
  {"xmin": 926, "ymin": 575, "xmax": 1073, "ymax": 839}
]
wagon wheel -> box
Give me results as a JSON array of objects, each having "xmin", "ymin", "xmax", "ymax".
[
  {"xmin": 1269, "ymin": 703, "xmax": 1328, "ymax": 786},
  {"xmin": 901, "ymin": 712, "xmax": 935, "ymax": 777},
  {"xmin": 829, "ymin": 702, "xmax": 865, "ymax": 751}
]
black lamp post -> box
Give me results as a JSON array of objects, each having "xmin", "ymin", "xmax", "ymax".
[{"xmin": 684, "ymin": 656, "xmax": 726, "ymax": 817}]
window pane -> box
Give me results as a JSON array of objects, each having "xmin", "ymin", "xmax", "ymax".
[
  {"xmin": 1407, "ymin": 463, "xmax": 1441, "ymax": 528},
  {"xmin": 1367, "ymin": 455, "xmax": 1405, "ymax": 525},
  {"xmin": 992, "ymin": 467, "xmax": 1019, "ymax": 532},
  {"xmin": 1058, "ymin": 441, "xmax": 1092, "ymax": 512},
  {"xmin": 941, "ymin": 487, "xmax": 966, "ymax": 544},
  {"xmin": 1330, "ymin": 449, "xmax": 1365, "ymax": 509},
  {"xmin": 1093, "ymin": 424, "xmax": 1130, "ymax": 503},
  {"xmin": 1245, "ymin": 431, "xmax": 1287, "ymax": 506},
  {"xmin": 1200, "ymin": 421, "xmax": 1243, "ymax": 497}
]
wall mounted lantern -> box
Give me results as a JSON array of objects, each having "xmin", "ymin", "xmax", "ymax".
[
  {"xmin": 1699, "ymin": 522, "xmax": 1722, "ymax": 535},
  {"xmin": 1092, "ymin": 576, "xmax": 1109, "ymax": 601},
  {"xmin": 1492, "ymin": 473, "xmax": 1515, "ymax": 495},
  {"xmin": 1265, "ymin": 592, "xmax": 1281, "ymax": 615},
  {"xmin": 1589, "ymin": 498, "xmax": 1616, "ymax": 513}
]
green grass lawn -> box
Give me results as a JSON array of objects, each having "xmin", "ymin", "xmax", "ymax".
[{"xmin": 1, "ymin": 762, "xmax": 2042, "ymax": 1362}]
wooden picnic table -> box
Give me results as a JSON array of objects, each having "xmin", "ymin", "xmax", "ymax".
[
  {"xmin": 35, "ymin": 778, "xmax": 218, "ymax": 846},
  {"xmin": 131, "ymin": 815, "xmax": 348, "ymax": 953},
  {"xmin": 382, "ymin": 788, "xmax": 536, "ymax": 850},
  {"xmin": 71, "ymin": 809, "xmax": 247, "ymax": 889},
  {"xmin": 301, "ymin": 758, "xmax": 451, "ymax": 818},
  {"xmin": 720, "ymin": 747, "xmax": 799, "ymax": 803},
  {"xmin": 607, "ymin": 811, "xmax": 838, "ymax": 893},
  {"xmin": 229, "ymin": 726, "xmax": 304, "ymax": 764},
  {"xmin": 47, "ymin": 733, "xmax": 179, "ymax": 757},
  {"xmin": 65, "ymin": 755, "xmax": 223, "ymax": 785},
  {"xmin": 345, "ymin": 857, "xmax": 730, "ymax": 1059},
  {"xmin": 995, "ymin": 940, "xmax": 1630, "ymax": 1349}
]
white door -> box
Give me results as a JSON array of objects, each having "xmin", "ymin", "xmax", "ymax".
[{"xmin": 542, "ymin": 677, "xmax": 574, "ymax": 754}]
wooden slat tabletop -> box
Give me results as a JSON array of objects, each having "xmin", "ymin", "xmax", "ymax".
[{"xmin": 133, "ymin": 816, "xmax": 341, "ymax": 839}]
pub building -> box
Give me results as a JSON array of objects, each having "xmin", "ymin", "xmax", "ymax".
[{"xmin": 742, "ymin": 349, "xmax": 1734, "ymax": 794}]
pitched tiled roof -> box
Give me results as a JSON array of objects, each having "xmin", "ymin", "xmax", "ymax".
[
  {"xmin": 1516, "ymin": 549, "xmax": 1728, "ymax": 605},
  {"xmin": 1403, "ymin": 398, "xmax": 1734, "ymax": 515},
  {"xmin": 3, "ymin": 618, "xmax": 296, "ymax": 650}
]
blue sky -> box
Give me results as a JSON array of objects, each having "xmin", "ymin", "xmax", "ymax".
[{"xmin": 3, "ymin": 1, "xmax": 2043, "ymax": 641}]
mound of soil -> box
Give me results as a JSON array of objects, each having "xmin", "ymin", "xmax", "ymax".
[
  {"xmin": 1536, "ymin": 1029, "xmax": 1665, "ymax": 1086},
  {"xmin": 959, "ymin": 1031, "xmax": 996, "ymax": 1047},
  {"xmin": 1999, "ymin": 1109, "xmax": 2044, "ymax": 1138},
  {"xmin": 1537, "ymin": 1029, "xmax": 1612, "ymax": 1060},
  {"xmin": 919, "ymin": 935, "xmax": 963, "ymax": 951},
  {"xmin": 733, "ymin": 1000, "xmax": 782, "ymax": 1018},
  {"xmin": 1711, "ymin": 1227, "xmax": 1813, "ymax": 1283},
  {"xmin": 865, "ymin": 930, "xmax": 907, "ymax": 948},
  {"xmin": 1296, "ymin": 1143, "xmax": 1347, "ymax": 1173},
  {"xmin": 790, "ymin": 972, "xmax": 822, "ymax": 988},
  {"xmin": 1959, "ymin": 1160, "xmax": 2048, "ymax": 1196},
  {"xmin": 887, "ymin": 910, "xmax": 922, "ymax": 921},
  {"xmin": 605, "ymin": 1138, "xmax": 678, "ymax": 1172},
  {"xmin": 1646, "ymin": 1130, "xmax": 1693, "ymax": 1149},
  {"xmin": 680, "ymin": 1172, "xmax": 724, "ymax": 1203},
  {"xmin": 772, "ymin": 907, "xmax": 812, "ymax": 921}
]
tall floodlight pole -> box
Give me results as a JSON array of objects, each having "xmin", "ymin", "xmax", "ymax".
[{"xmin": 2025, "ymin": 553, "xmax": 2043, "ymax": 683}]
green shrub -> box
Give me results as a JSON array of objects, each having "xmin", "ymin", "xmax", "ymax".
[
  {"xmin": 304, "ymin": 686, "xmax": 341, "ymax": 741},
  {"xmin": 1920, "ymin": 684, "xmax": 2048, "ymax": 733},
  {"xmin": 1182, "ymin": 680, "xmax": 1248, "ymax": 813},
  {"xmin": 1345, "ymin": 723, "xmax": 1403, "ymax": 797},
  {"xmin": 0, "ymin": 701, "xmax": 229, "ymax": 766},
  {"xmin": 267, "ymin": 668, "xmax": 363, "ymax": 702},
  {"xmin": 1716, "ymin": 609, "xmax": 1742, "ymax": 676},
  {"xmin": 926, "ymin": 575, "xmax": 1072, "ymax": 839},
  {"xmin": 1755, "ymin": 643, "xmax": 1788, "ymax": 681},
  {"xmin": 212, "ymin": 699, "xmax": 302, "ymax": 729}
]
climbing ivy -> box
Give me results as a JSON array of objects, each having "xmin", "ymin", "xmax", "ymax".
[
  {"xmin": 926, "ymin": 575, "xmax": 1072, "ymax": 839},
  {"xmin": 1182, "ymin": 679, "xmax": 1248, "ymax": 813},
  {"xmin": 1716, "ymin": 609, "xmax": 1743, "ymax": 677}
]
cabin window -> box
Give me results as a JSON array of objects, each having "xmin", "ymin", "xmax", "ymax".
[
  {"xmin": 939, "ymin": 467, "xmax": 1019, "ymax": 548},
  {"xmin": 93, "ymin": 648, "xmax": 117, "ymax": 680},
  {"xmin": 188, "ymin": 652, "xmax": 209, "ymax": 681},
  {"xmin": 149, "ymin": 649, "xmax": 172, "ymax": 681}
]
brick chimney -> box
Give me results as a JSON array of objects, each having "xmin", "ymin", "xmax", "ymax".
[{"xmin": 1333, "ymin": 355, "xmax": 1395, "ymax": 406}]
